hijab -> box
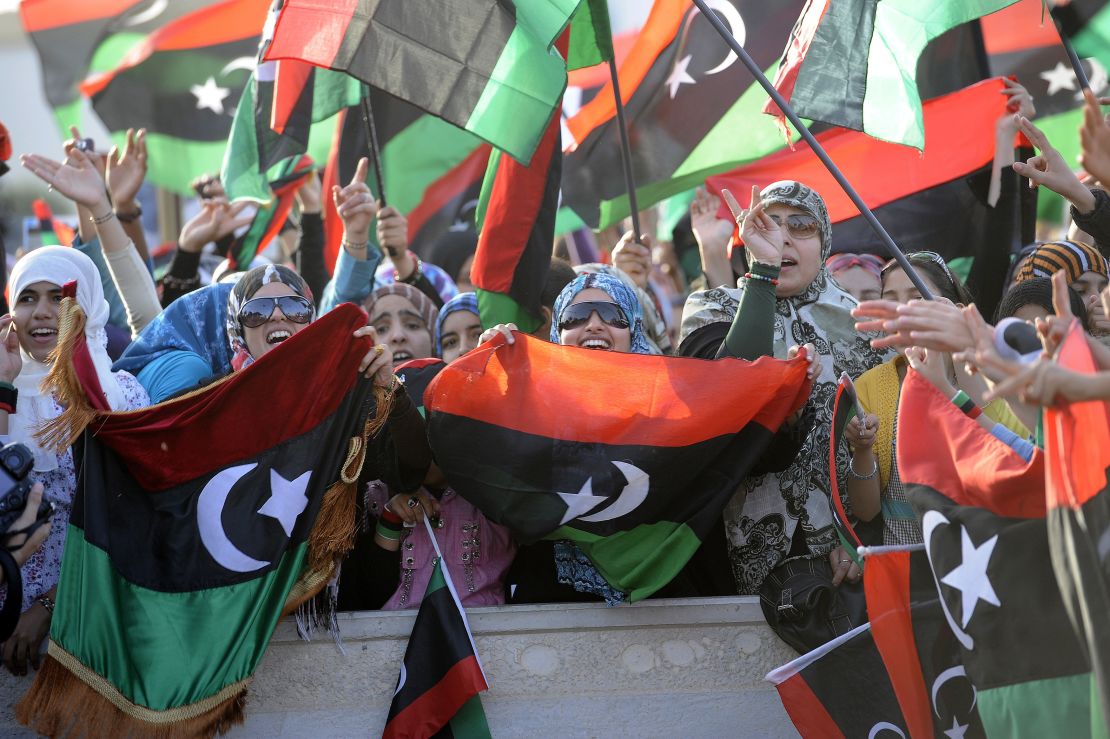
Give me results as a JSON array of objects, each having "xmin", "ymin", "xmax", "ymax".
[
  {"xmin": 114, "ymin": 282, "xmax": 234, "ymax": 379},
  {"xmin": 434, "ymin": 292, "xmax": 479, "ymax": 357},
  {"xmin": 364, "ymin": 282, "xmax": 440, "ymax": 334},
  {"xmin": 550, "ymin": 272, "xmax": 652, "ymax": 355},
  {"xmin": 679, "ymin": 180, "xmax": 889, "ymax": 594},
  {"xmin": 425, "ymin": 229, "xmax": 477, "ymax": 286},
  {"xmin": 572, "ymin": 263, "xmax": 670, "ymax": 354},
  {"xmin": 1013, "ymin": 239, "xmax": 1109, "ymax": 284},
  {"xmin": 8, "ymin": 246, "xmax": 127, "ymax": 471},
  {"xmin": 226, "ymin": 264, "xmax": 314, "ymax": 371}
]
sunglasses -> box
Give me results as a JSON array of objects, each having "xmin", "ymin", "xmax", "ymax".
[
  {"xmin": 767, "ymin": 213, "xmax": 821, "ymax": 239},
  {"xmin": 881, "ymin": 250, "xmax": 959, "ymax": 291},
  {"xmin": 237, "ymin": 295, "xmax": 314, "ymax": 328},
  {"xmin": 557, "ymin": 301, "xmax": 630, "ymax": 332}
]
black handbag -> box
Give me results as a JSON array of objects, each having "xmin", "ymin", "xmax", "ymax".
[{"xmin": 758, "ymin": 555, "xmax": 867, "ymax": 655}]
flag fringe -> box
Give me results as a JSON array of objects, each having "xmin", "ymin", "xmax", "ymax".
[
  {"xmin": 16, "ymin": 653, "xmax": 247, "ymax": 738},
  {"xmin": 36, "ymin": 295, "xmax": 98, "ymax": 453}
]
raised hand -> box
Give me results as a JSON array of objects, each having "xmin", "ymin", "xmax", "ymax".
[
  {"xmin": 729, "ymin": 185, "xmax": 783, "ymax": 268},
  {"xmin": 21, "ymin": 148, "xmax": 110, "ymax": 212},
  {"xmin": 333, "ymin": 157, "xmax": 377, "ymax": 246},
  {"xmin": 178, "ymin": 197, "xmax": 252, "ymax": 253},
  {"xmin": 376, "ymin": 205, "xmax": 408, "ymax": 261},
  {"xmin": 612, "ymin": 230, "xmax": 654, "ymax": 289},
  {"xmin": 1011, "ymin": 115, "xmax": 1097, "ymax": 212},
  {"xmin": 0, "ymin": 315, "xmax": 22, "ymax": 384},
  {"xmin": 1080, "ymin": 90, "xmax": 1110, "ymax": 186},
  {"xmin": 63, "ymin": 126, "xmax": 107, "ymax": 179},
  {"xmin": 1001, "ymin": 78, "xmax": 1035, "ymax": 120},
  {"xmin": 106, "ymin": 128, "xmax": 148, "ymax": 209},
  {"xmin": 690, "ymin": 188, "xmax": 733, "ymax": 254},
  {"xmin": 905, "ymin": 345, "xmax": 956, "ymax": 396},
  {"xmin": 296, "ymin": 170, "xmax": 322, "ymax": 215}
]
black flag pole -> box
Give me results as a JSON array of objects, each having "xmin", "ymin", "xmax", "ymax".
[
  {"xmin": 359, "ymin": 91, "xmax": 392, "ymax": 255},
  {"xmin": 1053, "ymin": 17, "xmax": 1091, "ymax": 91},
  {"xmin": 607, "ymin": 55, "xmax": 643, "ymax": 240},
  {"xmin": 690, "ymin": 0, "xmax": 935, "ymax": 300}
]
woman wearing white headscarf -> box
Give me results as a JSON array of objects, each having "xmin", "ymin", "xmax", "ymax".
[{"xmin": 0, "ymin": 247, "xmax": 149, "ymax": 676}]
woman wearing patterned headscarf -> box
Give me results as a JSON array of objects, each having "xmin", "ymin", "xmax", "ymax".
[
  {"xmin": 363, "ymin": 282, "xmax": 440, "ymax": 367},
  {"xmin": 679, "ymin": 181, "xmax": 888, "ymax": 644}
]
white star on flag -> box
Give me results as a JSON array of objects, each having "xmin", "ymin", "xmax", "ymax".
[
  {"xmin": 190, "ymin": 76, "xmax": 231, "ymax": 114},
  {"xmin": 666, "ymin": 54, "xmax": 696, "ymax": 99},
  {"xmin": 940, "ymin": 527, "xmax": 1001, "ymax": 629},
  {"xmin": 257, "ymin": 469, "xmax": 311, "ymax": 537},
  {"xmin": 557, "ymin": 477, "xmax": 607, "ymax": 525},
  {"xmin": 1040, "ymin": 61, "xmax": 1077, "ymax": 97}
]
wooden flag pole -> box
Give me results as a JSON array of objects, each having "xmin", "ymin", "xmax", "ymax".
[
  {"xmin": 690, "ymin": 0, "xmax": 935, "ymax": 300},
  {"xmin": 607, "ymin": 55, "xmax": 643, "ymax": 240}
]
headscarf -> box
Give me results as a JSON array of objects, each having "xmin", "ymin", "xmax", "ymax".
[
  {"xmin": 434, "ymin": 292, "xmax": 479, "ymax": 357},
  {"xmin": 679, "ymin": 180, "xmax": 889, "ymax": 595},
  {"xmin": 825, "ymin": 252, "xmax": 885, "ymax": 278},
  {"xmin": 550, "ymin": 272, "xmax": 652, "ymax": 355},
  {"xmin": 373, "ymin": 260, "xmax": 459, "ymax": 306},
  {"xmin": 364, "ymin": 282, "xmax": 439, "ymax": 334},
  {"xmin": 996, "ymin": 276, "xmax": 1088, "ymax": 324},
  {"xmin": 8, "ymin": 246, "xmax": 128, "ymax": 471},
  {"xmin": 1014, "ymin": 240, "xmax": 1109, "ymax": 284},
  {"xmin": 573, "ymin": 263, "xmax": 670, "ymax": 354},
  {"xmin": 425, "ymin": 229, "xmax": 477, "ymax": 285},
  {"xmin": 114, "ymin": 282, "xmax": 234, "ymax": 378},
  {"xmin": 226, "ymin": 264, "xmax": 314, "ymax": 371}
]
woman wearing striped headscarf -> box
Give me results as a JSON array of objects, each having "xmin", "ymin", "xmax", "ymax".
[{"xmin": 1011, "ymin": 240, "xmax": 1110, "ymax": 337}]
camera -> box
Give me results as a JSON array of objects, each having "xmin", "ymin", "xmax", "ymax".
[
  {"xmin": 994, "ymin": 317, "xmax": 1044, "ymax": 365},
  {"xmin": 0, "ymin": 443, "xmax": 48, "ymax": 535}
]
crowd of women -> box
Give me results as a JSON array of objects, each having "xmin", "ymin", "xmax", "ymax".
[{"xmin": 2, "ymin": 80, "xmax": 1110, "ymax": 685}]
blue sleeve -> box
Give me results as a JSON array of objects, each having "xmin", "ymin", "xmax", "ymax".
[
  {"xmin": 136, "ymin": 350, "xmax": 214, "ymax": 404},
  {"xmin": 320, "ymin": 240, "xmax": 383, "ymax": 315},
  {"xmin": 989, "ymin": 422, "xmax": 1036, "ymax": 463},
  {"xmin": 73, "ymin": 234, "xmax": 129, "ymax": 330}
]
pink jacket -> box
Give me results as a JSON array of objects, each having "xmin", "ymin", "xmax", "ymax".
[{"xmin": 365, "ymin": 481, "xmax": 517, "ymax": 610}]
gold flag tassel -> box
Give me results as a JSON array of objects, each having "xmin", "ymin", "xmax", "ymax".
[
  {"xmin": 35, "ymin": 292, "xmax": 100, "ymax": 453},
  {"xmin": 17, "ymin": 644, "xmax": 248, "ymax": 738}
]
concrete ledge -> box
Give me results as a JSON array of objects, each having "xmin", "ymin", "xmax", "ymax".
[{"xmin": 1, "ymin": 597, "xmax": 800, "ymax": 738}]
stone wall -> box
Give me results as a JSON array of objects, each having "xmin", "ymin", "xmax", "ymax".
[{"xmin": 1, "ymin": 596, "xmax": 800, "ymax": 738}]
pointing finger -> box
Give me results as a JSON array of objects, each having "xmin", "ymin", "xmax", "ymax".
[{"xmin": 350, "ymin": 157, "xmax": 369, "ymax": 188}]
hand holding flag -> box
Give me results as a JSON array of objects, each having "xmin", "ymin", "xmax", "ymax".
[{"xmin": 611, "ymin": 231, "xmax": 653, "ymax": 289}]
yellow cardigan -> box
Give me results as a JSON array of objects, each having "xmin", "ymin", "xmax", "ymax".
[{"xmin": 854, "ymin": 357, "xmax": 1028, "ymax": 493}]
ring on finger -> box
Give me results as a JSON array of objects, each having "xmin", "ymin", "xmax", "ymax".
[{"xmin": 406, "ymin": 497, "xmax": 419, "ymax": 509}]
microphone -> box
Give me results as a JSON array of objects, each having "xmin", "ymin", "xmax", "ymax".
[{"xmin": 993, "ymin": 317, "xmax": 1043, "ymax": 364}]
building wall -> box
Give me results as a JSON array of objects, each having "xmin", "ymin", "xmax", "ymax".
[{"xmin": 0, "ymin": 597, "xmax": 800, "ymax": 738}]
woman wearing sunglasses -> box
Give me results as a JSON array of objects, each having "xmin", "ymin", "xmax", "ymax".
[{"xmin": 846, "ymin": 252, "xmax": 1028, "ymax": 547}]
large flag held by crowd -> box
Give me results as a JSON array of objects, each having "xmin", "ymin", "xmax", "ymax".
[{"xmin": 16, "ymin": 303, "xmax": 379, "ymax": 736}]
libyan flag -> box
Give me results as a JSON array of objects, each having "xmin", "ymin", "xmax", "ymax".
[
  {"xmin": 16, "ymin": 303, "xmax": 379, "ymax": 736},
  {"xmin": 425, "ymin": 332, "xmax": 810, "ymax": 601},
  {"xmin": 79, "ymin": 0, "xmax": 272, "ymax": 194},
  {"xmin": 384, "ymin": 554, "xmax": 490, "ymax": 739},
  {"xmin": 898, "ymin": 370, "xmax": 1098, "ymax": 738},
  {"xmin": 766, "ymin": 621, "xmax": 910, "ymax": 737},
  {"xmin": 261, "ymin": 0, "xmax": 583, "ymax": 165},
  {"xmin": 1045, "ymin": 321, "xmax": 1110, "ymax": 727},
  {"xmin": 766, "ymin": 0, "xmax": 1018, "ymax": 149}
]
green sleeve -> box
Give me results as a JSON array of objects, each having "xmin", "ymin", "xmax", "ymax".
[{"xmin": 716, "ymin": 262, "xmax": 780, "ymax": 361}]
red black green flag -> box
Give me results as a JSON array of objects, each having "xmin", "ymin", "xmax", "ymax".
[
  {"xmin": 394, "ymin": 357, "xmax": 447, "ymax": 418},
  {"xmin": 383, "ymin": 555, "xmax": 490, "ymax": 739},
  {"xmin": 16, "ymin": 304, "xmax": 378, "ymax": 735},
  {"xmin": 766, "ymin": 621, "xmax": 910, "ymax": 738},
  {"xmin": 828, "ymin": 373, "xmax": 865, "ymax": 557},
  {"xmin": 709, "ymin": 79, "xmax": 1011, "ymax": 263},
  {"xmin": 766, "ymin": 0, "xmax": 1018, "ymax": 148},
  {"xmin": 425, "ymin": 332, "xmax": 810, "ymax": 601},
  {"xmin": 1045, "ymin": 321, "xmax": 1110, "ymax": 726},
  {"xmin": 898, "ymin": 371, "xmax": 1097, "ymax": 737},
  {"xmin": 225, "ymin": 154, "xmax": 315, "ymax": 270},
  {"xmin": 79, "ymin": 0, "xmax": 271, "ymax": 193},
  {"xmin": 319, "ymin": 92, "xmax": 486, "ymax": 274},
  {"xmin": 261, "ymin": 0, "xmax": 581, "ymax": 165},
  {"xmin": 472, "ymin": 107, "xmax": 561, "ymax": 333},
  {"xmin": 864, "ymin": 547, "xmax": 985, "ymax": 739},
  {"xmin": 19, "ymin": 0, "xmax": 218, "ymax": 132}
]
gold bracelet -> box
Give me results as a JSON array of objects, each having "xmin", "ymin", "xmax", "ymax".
[
  {"xmin": 91, "ymin": 209, "xmax": 116, "ymax": 225},
  {"xmin": 343, "ymin": 238, "xmax": 369, "ymax": 250}
]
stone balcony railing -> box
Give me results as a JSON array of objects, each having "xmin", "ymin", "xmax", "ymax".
[{"xmin": 1, "ymin": 596, "xmax": 800, "ymax": 738}]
